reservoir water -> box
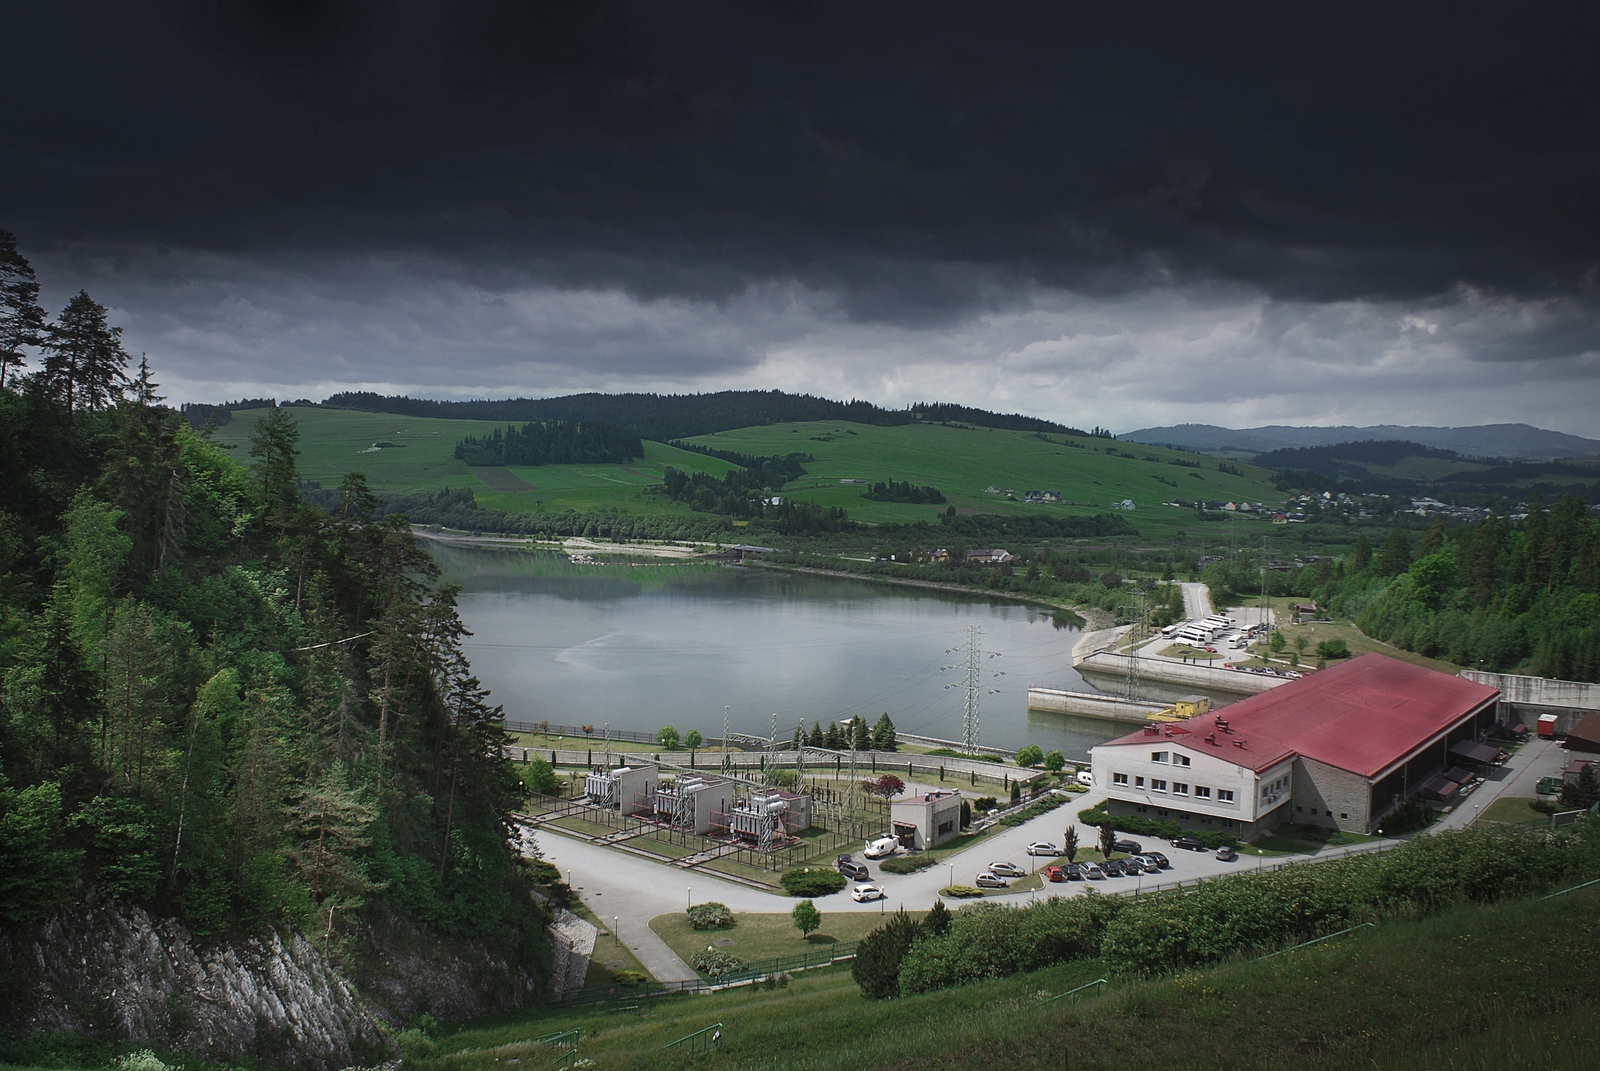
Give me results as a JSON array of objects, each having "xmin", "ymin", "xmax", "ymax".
[{"xmin": 429, "ymin": 542, "xmax": 1125, "ymax": 761}]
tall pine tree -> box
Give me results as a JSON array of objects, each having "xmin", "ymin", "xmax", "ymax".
[{"xmin": 0, "ymin": 228, "xmax": 45, "ymax": 390}]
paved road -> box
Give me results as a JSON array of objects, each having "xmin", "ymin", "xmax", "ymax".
[
  {"xmin": 1441, "ymin": 737, "xmax": 1565, "ymax": 831},
  {"xmin": 1180, "ymin": 582, "xmax": 1213, "ymax": 621}
]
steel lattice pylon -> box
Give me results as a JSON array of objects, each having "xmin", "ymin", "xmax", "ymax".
[{"xmin": 962, "ymin": 624, "xmax": 983, "ymax": 754}]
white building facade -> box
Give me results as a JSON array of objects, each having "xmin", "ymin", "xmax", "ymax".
[{"xmin": 1091, "ymin": 733, "xmax": 1294, "ymax": 839}]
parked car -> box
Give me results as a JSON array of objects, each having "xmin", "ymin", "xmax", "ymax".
[
  {"xmin": 989, "ymin": 861, "xmax": 1025, "ymax": 878},
  {"xmin": 1172, "ymin": 836, "xmax": 1206, "ymax": 852},
  {"xmin": 1063, "ymin": 863, "xmax": 1083, "ymax": 880},
  {"xmin": 1146, "ymin": 851, "xmax": 1170, "ymax": 868},
  {"xmin": 1101, "ymin": 858, "xmax": 1126, "ymax": 877},
  {"xmin": 1026, "ymin": 841, "xmax": 1060, "ymax": 856},
  {"xmin": 975, "ymin": 871, "xmax": 1009, "ymax": 889},
  {"xmin": 1113, "ymin": 838, "xmax": 1143, "ymax": 854},
  {"xmin": 1216, "ymin": 844, "xmax": 1238, "ymax": 862},
  {"xmin": 838, "ymin": 859, "xmax": 869, "ymax": 881},
  {"xmin": 1129, "ymin": 855, "xmax": 1161, "ymax": 874},
  {"xmin": 863, "ymin": 836, "xmax": 898, "ymax": 859},
  {"xmin": 836, "ymin": 853, "xmax": 854, "ymax": 865},
  {"xmin": 1079, "ymin": 861, "xmax": 1105, "ymax": 880},
  {"xmin": 851, "ymin": 883, "xmax": 886, "ymax": 902},
  {"xmin": 1076, "ymin": 770, "xmax": 1094, "ymax": 787},
  {"xmin": 1042, "ymin": 864, "xmax": 1067, "ymax": 883}
]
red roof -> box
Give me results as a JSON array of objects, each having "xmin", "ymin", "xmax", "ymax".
[{"xmin": 1097, "ymin": 653, "xmax": 1499, "ymax": 779}]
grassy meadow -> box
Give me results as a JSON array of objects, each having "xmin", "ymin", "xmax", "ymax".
[
  {"xmin": 388, "ymin": 880, "xmax": 1599, "ymax": 1071},
  {"xmin": 212, "ymin": 407, "xmax": 1290, "ymax": 538}
]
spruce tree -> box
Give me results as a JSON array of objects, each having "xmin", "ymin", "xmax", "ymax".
[
  {"xmin": 809, "ymin": 722, "xmax": 824, "ymax": 747},
  {"xmin": 0, "ymin": 228, "xmax": 45, "ymax": 390},
  {"xmin": 851, "ymin": 717, "xmax": 871, "ymax": 751},
  {"xmin": 872, "ymin": 712, "xmax": 897, "ymax": 751},
  {"xmin": 42, "ymin": 290, "xmax": 127, "ymax": 411}
]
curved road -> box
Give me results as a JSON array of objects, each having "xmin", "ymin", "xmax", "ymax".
[{"xmin": 533, "ymin": 782, "xmax": 1392, "ymax": 980}]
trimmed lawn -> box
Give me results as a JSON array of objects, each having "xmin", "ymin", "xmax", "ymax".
[
  {"xmin": 650, "ymin": 909, "xmax": 926, "ymax": 970},
  {"xmin": 1476, "ymin": 795, "xmax": 1548, "ymax": 825}
]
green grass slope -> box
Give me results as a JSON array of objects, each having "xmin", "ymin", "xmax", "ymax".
[
  {"xmin": 686, "ymin": 421, "xmax": 1284, "ymax": 528},
  {"xmin": 213, "ymin": 408, "xmax": 1288, "ymax": 535},
  {"xmin": 212, "ymin": 408, "xmax": 735, "ymax": 512},
  {"xmin": 398, "ymin": 882, "xmax": 1598, "ymax": 1071}
]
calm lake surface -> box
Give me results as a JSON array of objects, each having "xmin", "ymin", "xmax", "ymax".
[{"xmin": 429, "ymin": 542, "xmax": 1126, "ymax": 761}]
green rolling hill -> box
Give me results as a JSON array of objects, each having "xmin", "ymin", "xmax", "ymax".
[{"xmin": 213, "ymin": 406, "xmax": 1290, "ymax": 536}]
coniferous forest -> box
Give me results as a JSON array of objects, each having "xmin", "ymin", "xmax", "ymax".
[{"xmin": 0, "ymin": 231, "xmax": 540, "ymax": 957}]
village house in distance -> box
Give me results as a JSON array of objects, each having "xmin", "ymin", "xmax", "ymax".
[{"xmin": 1090, "ymin": 654, "xmax": 1503, "ymax": 838}]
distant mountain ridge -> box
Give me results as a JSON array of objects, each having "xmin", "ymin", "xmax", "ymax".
[{"xmin": 1122, "ymin": 423, "xmax": 1600, "ymax": 461}]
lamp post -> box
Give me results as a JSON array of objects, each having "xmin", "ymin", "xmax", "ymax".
[
  {"xmin": 687, "ymin": 886, "xmax": 692, "ymax": 909},
  {"xmin": 949, "ymin": 863, "xmax": 955, "ymax": 889},
  {"xmin": 614, "ymin": 917, "xmax": 620, "ymax": 948},
  {"xmin": 1256, "ymin": 849, "xmax": 1263, "ymax": 873}
]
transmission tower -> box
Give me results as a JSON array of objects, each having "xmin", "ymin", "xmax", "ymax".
[
  {"xmin": 1259, "ymin": 536, "xmax": 1272, "ymax": 634},
  {"xmin": 1125, "ymin": 591, "xmax": 1146, "ymax": 700},
  {"xmin": 720, "ymin": 705, "xmax": 731, "ymax": 776},
  {"xmin": 794, "ymin": 718, "xmax": 807, "ymax": 788},
  {"xmin": 943, "ymin": 626, "xmax": 1003, "ymax": 755}
]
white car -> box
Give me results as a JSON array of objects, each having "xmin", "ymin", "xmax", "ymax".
[
  {"xmin": 1076, "ymin": 770, "xmax": 1094, "ymax": 787},
  {"xmin": 863, "ymin": 836, "xmax": 898, "ymax": 859},
  {"xmin": 988, "ymin": 861, "xmax": 1025, "ymax": 878},
  {"xmin": 1025, "ymin": 841, "xmax": 1060, "ymax": 856},
  {"xmin": 851, "ymin": 883, "xmax": 886, "ymax": 902}
]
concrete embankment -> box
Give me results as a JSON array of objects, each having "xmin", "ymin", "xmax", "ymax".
[
  {"xmin": 501, "ymin": 745, "xmax": 1042, "ymax": 787},
  {"xmin": 1026, "ymin": 687, "xmax": 1165, "ymax": 723},
  {"xmin": 1075, "ymin": 651, "xmax": 1290, "ymax": 697}
]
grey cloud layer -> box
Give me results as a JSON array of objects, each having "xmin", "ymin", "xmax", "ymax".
[{"xmin": 6, "ymin": 3, "xmax": 1600, "ymax": 430}]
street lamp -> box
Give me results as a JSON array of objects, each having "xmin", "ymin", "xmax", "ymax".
[
  {"xmin": 687, "ymin": 886, "xmax": 692, "ymax": 909},
  {"xmin": 949, "ymin": 863, "xmax": 955, "ymax": 889},
  {"xmin": 614, "ymin": 917, "xmax": 619, "ymax": 948},
  {"xmin": 1256, "ymin": 849, "xmax": 1263, "ymax": 873}
]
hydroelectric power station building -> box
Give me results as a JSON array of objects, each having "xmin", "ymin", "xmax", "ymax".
[{"xmin": 1089, "ymin": 654, "xmax": 1501, "ymax": 837}]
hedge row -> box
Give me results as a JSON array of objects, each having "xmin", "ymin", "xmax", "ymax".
[
  {"xmin": 780, "ymin": 867, "xmax": 847, "ymax": 897},
  {"xmin": 1076, "ymin": 803, "xmax": 1236, "ymax": 849},
  {"xmin": 866, "ymin": 818, "xmax": 1600, "ymax": 997}
]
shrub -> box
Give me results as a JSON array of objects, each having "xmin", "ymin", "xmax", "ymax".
[
  {"xmin": 974, "ymin": 796, "xmax": 998, "ymax": 812},
  {"xmin": 1074, "ymin": 804, "xmax": 1235, "ymax": 848},
  {"xmin": 1043, "ymin": 750, "xmax": 1066, "ymax": 772},
  {"xmin": 656, "ymin": 725, "xmax": 680, "ymax": 749},
  {"xmin": 899, "ymin": 895, "xmax": 1124, "ymax": 995},
  {"xmin": 780, "ymin": 867, "xmax": 846, "ymax": 897},
  {"xmin": 1014, "ymin": 744, "xmax": 1044, "ymax": 767},
  {"xmin": 999, "ymin": 793, "xmax": 1068, "ymax": 827},
  {"xmin": 880, "ymin": 856, "xmax": 935, "ymax": 874},
  {"xmin": 684, "ymin": 729, "xmax": 704, "ymax": 749},
  {"xmin": 851, "ymin": 910, "xmax": 925, "ymax": 999},
  {"xmin": 1316, "ymin": 638, "xmax": 1352, "ymax": 659},
  {"xmin": 612, "ymin": 969, "xmax": 649, "ymax": 987},
  {"xmin": 687, "ymin": 901, "xmax": 735, "ymax": 930},
  {"xmin": 690, "ymin": 946, "xmax": 748, "ymax": 979},
  {"xmin": 940, "ymin": 885, "xmax": 984, "ymax": 898}
]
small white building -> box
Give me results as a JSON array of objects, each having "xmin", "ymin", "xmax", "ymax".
[
  {"xmin": 584, "ymin": 764, "xmax": 658, "ymax": 814},
  {"xmin": 889, "ymin": 790, "xmax": 963, "ymax": 850}
]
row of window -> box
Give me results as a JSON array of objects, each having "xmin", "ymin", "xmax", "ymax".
[
  {"xmin": 1149, "ymin": 750, "xmax": 1192, "ymax": 767},
  {"xmin": 1111, "ymin": 772, "xmax": 1234, "ymax": 803},
  {"xmin": 1260, "ymin": 774, "xmax": 1290, "ymax": 800}
]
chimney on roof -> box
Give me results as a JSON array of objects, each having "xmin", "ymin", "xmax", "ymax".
[
  {"xmin": 1233, "ymin": 739, "xmax": 1248, "ymax": 749},
  {"xmin": 1206, "ymin": 733, "xmax": 1216, "ymax": 744}
]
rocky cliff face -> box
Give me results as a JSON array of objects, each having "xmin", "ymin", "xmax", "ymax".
[{"xmin": 0, "ymin": 896, "xmax": 549, "ymax": 1069}]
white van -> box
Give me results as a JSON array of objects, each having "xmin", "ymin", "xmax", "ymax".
[
  {"xmin": 1076, "ymin": 769, "xmax": 1094, "ymax": 788},
  {"xmin": 863, "ymin": 836, "xmax": 899, "ymax": 859}
]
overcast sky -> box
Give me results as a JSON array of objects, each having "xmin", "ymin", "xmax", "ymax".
[{"xmin": 5, "ymin": 3, "xmax": 1599, "ymax": 435}]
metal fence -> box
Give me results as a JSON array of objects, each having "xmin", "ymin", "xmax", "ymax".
[{"xmin": 546, "ymin": 942, "xmax": 860, "ymax": 1008}]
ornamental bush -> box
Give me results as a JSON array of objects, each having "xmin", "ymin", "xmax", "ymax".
[
  {"xmin": 880, "ymin": 856, "xmax": 935, "ymax": 874},
  {"xmin": 687, "ymin": 901, "xmax": 735, "ymax": 930},
  {"xmin": 690, "ymin": 946, "xmax": 748, "ymax": 979},
  {"xmin": 940, "ymin": 885, "xmax": 984, "ymax": 898},
  {"xmin": 780, "ymin": 867, "xmax": 846, "ymax": 897},
  {"xmin": 1075, "ymin": 804, "xmax": 1236, "ymax": 848}
]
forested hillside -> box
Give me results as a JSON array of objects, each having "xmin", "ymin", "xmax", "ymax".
[
  {"xmin": 1205, "ymin": 498, "xmax": 1600, "ymax": 681},
  {"xmin": 322, "ymin": 389, "xmax": 1081, "ymax": 440},
  {"xmin": 0, "ymin": 233, "xmax": 540, "ymax": 962}
]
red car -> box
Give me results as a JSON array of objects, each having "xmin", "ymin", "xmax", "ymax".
[{"xmin": 1042, "ymin": 864, "xmax": 1067, "ymax": 883}]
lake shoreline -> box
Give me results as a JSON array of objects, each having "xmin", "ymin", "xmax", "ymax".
[{"xmin": 744, "ymin": 560, "xmax": 1114, "ymax": 629}]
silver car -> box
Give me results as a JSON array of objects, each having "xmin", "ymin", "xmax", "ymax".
[
  {"xmin": 975, "ymin": 871, "xmax": 1009, "ymax": 889},
  {"xmin": 989, "ymin": 861, "xmax": 1025, "ymax": 878},
  {"xmin": 1128, "ymin": 855, "xmax": 1161, "ymax": 874},
  {"xmin": 1078, "ymin": 861, "xmax": 1105, "ymax": 880}
]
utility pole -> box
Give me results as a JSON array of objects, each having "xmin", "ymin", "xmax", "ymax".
[
  {"xmin": 1260, "ymin": 536, "xmax": 1272, "ymax": 633},
  {"xmin": 1126, "ymin": 590, "xmax": 1146, "ymax": 701},
  {"xmin": 721, "ymin": 706, "xmax": 731, "ymax": 776}
]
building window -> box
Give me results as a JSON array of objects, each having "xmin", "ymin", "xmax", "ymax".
[
  {"xmin": 1136, "ymin": 805, "xmax": 1148, "ymax": 813},
  {"xmin": 1296, "ymin": 805, "xmax": 1303, "ymax": 812},
  {"xmin": 1151, "ymin": 751, "xmax": 1168, "ymax": 763},
  {"xmin": 938, "ymin": 820, "xmax": 954, "ymax": 835},
  {"xmin": 1174, "ymin": 754, "xmax": 1191, "ymax": 767},
  {"xmin": 1112, "ymin": 772, "xmax": 1129, "ymax": 786},
  {"xmin": 1134, "ymin": 776, "xmax": 1145, "ymax": 788},
  {"xmin": 1340, "ymin": 812, "xmax": 1348, "ymax": 819},
  {"xmin": 1194, "ymin": 786, "xmax": 1211, "ymax": 799},
  {"xmin": 1173, "ymin": 783, "xmax": 1189, "ymax": 795},
  {"xmin": 1310, "ymin": 808, "xmax": 1318, "ymax": 815},
  {"xmin": 1218, "ymin": 790, "xmax": 1234, "ymax": 803},
  {"xmin": 1151, "ymin": 779, "xmax": 1167, "ymax": 792},
  {"xmin": 1157, "ymin": 809, "xmax": 1169, "ymax": 817}
]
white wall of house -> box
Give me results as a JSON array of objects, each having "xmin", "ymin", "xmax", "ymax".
[{"xmin": 1092, "ymin": 741, "xmax": 1294, "ymax": 825}]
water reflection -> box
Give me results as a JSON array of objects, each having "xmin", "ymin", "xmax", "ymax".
[{"xmin": 428, "ymin": 542, "xmax": 1123, "ymax": 760}]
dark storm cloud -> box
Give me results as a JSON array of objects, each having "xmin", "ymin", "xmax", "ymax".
[{"xmin": 6, "ymin": 2, "xmax": 1599, "ymax": 323}]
